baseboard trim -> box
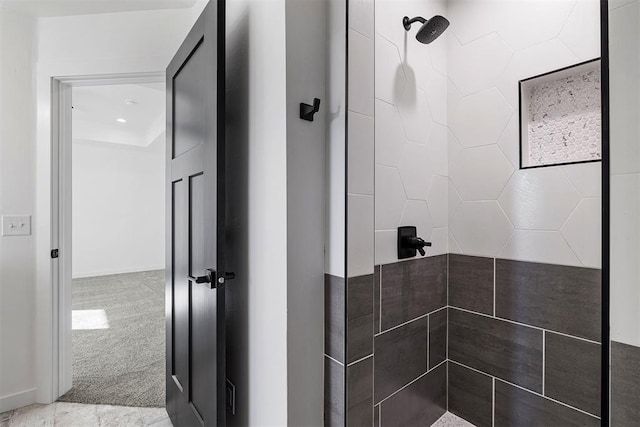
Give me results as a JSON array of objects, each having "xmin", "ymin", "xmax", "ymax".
[
  {"xmin": 72, "ymin": 265, "xmax": 165, "ymax": 279},
  {"xmin": 0, "ymin": 388, "xmax": 37, "ymax": 413}
]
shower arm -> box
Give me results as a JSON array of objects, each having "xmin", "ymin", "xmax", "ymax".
[{"xmin": 403, "ymin": 16, "xmax": 427, "ymax": 31}]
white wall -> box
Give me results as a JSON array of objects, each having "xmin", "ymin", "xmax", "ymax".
[
  {"xmin": 373, "ymin": 0, "xmax": 449, "ymax": 266},
  {"xmin": 225, "ymin": 0, "xmax": 289, "ymax": 425},
  {"xmin": 0, "ymin": 6, "xmax": 38, "ymax": 412},
  {"xmin": 285, "ymin": 0, "xmax": 326, "ymax": 424},
  {"xmin": 447, "ymin": 0, "xmax": 602, "ymax": 268},
  {"xmin": 71, "ymin": 135, "xmax": 165, "ymax": 278},
  {"xmin": 35, "ymin": 5, "xmax": 205, "ymax": 404},
  {"xmin": 609, "ymin": 0, "xmax": 640, "ymax": 347}
]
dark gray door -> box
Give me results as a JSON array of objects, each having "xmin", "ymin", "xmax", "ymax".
[{"xmin": 165, "ymin": 2, "xmax": 226, "ymax": 426}]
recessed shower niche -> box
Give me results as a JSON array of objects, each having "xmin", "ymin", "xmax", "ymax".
[{"xmin": 519, "ymin": 58, "xmax": 602, "ymax": 169}]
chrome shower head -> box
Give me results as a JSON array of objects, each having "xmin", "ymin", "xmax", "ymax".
[{"xmin": 403, "ymin": 15, "xmax": 450, "ymax": 44}]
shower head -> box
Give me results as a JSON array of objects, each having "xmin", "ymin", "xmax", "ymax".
[{"xmin": 403, "ymin": 15, "xmax": 449, "ymax": 44}]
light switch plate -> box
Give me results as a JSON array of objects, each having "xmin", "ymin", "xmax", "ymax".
[{"xmin": 2, "ymin": 215, "xmax": 32, "ymax": 236}]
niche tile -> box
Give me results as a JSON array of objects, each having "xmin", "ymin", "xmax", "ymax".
[{"xmin": 519, "ymin": 60, "xmax": 601, "ymax": 169}]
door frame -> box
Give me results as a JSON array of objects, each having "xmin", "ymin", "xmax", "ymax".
[{"xmin": 49, "ymin": 71, "xmax": 165, "ymax": 399}]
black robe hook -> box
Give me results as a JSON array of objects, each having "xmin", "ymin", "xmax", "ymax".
[{"xmin": 300, "ymin": 98, "xmax": 321, "ymax": 122}]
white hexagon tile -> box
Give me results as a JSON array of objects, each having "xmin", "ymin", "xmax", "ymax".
[
  {"xmin": 427, "ymin": 124, "xmax": 449, "ymax": 177},
  {"xmin": 562, "ymin": 162, "xmax": 602, "ymax": 198},
  {"xmin": 561, "ymin": 198, "xmax": 602, "ymax": 268},
  {"xmin": 448, "ymin": 179, "xmax": 462, "ymax": 223},
  {"xmin": 497, "ymin": 39, "xmax": 580, "ymax": 108},
  {"xmin": 450, "ymin": 201, "xmax": 514, "ymax": 257},
  {"xmin": 498, "ymin": 168, "xmax": 582, "ymax": 231},
  {"xmin": 400, "ymin": 200, "xmax": 434, "ymax": 240},
  {"xmin": 494, "ymin": 0, "xmax": 575, "ymax": 51},
  {"xmin": 399, "ymin": 142, "xmax": 434, "ymax": 201},
  {"xmin": 422, "ymin": 70, "xmax": 448, "ymax": 126},
  {"xmin": 397, "ymin": 86, "xmax": 433, "ymax": 144},
  {"xmin": 559, "ymin": 0, "xmax": 601, "ymax": 60},
  {"xmin": 497, "ymin": 112, "xmax": 520, "ymax": 169},
  {"xmin": 448, "ymin": 32, "xmax": 513, "ymax": 96},
  {"xmin": 427, "ymin": 176, "xmax": 448, "ymax": 227},
  {"xmin": 449, "ymin": 145, "xmax": 513, "ymax": 201},
  {"xmin": 375, "ymin": 165, "xmax": 407, "ymax": 231},
  {"xmin": 375, "ymin": 99, "xmax": 406, "ymax": 167},
  {"xmin": 375, "ymin": 34, "xmax": 405, "ymax": 106},
  {"xmin": 428, "ymin": 227, "xmax": 449, "ymax": 257},
  {"xmin": 499, "ymin": 230, "xmax": 580, "ymax": 267},
  {"xmin": 450, "ymin": 88, "xmax": 513, "ymax": 148}
]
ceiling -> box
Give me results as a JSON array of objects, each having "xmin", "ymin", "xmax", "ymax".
[
  {"xmin": 0, "ymin": 0, "xmax": 196, "ymax": 17},
  {"xmin": 72, "ymin": 83, "xmax": 165, "ymax": 148}
]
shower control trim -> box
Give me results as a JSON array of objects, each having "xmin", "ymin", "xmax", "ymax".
[{"xmin": 397, "ymin": 226, "xmax": 432, "ymax": 259}]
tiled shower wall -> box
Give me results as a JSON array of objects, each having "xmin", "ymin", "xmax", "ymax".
[
  {"xmin": 448, "ymin": 254, "xmax": 601, "ymax": 425},
  {"xmin": 447, "ymin": 0, "xmax": 602, "ymax": 267},
  {"xmin": 327, "ymin": 254, "xmax": 603, "ymax": 426},
  {"xmin": 326, "ymin": 0, "xmax": 605, "ymax": 426},
  {"xmin": 373, "ymin": 0, "xmax": 449, "ymax": 266}
]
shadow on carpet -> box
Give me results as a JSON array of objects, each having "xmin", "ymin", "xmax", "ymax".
[{"xmin": 58, "ymin": 270, "xmax": 165, "ymax": 408}]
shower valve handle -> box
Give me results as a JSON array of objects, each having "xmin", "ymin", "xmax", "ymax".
[{"xmin": 404, "ymin": 236, "xmax": 432, "ymax": 256}]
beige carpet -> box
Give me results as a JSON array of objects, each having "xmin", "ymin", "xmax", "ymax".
[{"xmin": 58, "ymin": 270, "xmax": 165, "ymax": 408}]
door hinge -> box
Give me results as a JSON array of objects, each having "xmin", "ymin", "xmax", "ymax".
[{"xmin": 51, "ymin": 249, "xmax": 59, "ymax": 259}]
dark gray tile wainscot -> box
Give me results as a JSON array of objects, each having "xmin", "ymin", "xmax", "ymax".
[
  {"xmin": 448, "ymin": 308, "xmax": 543, "ymax": 393},
  {"xmin": 324, "ymin": 356, "xmax": 344, "ymax": 427},
  {"xmin": 380, "ymin": 255, "xmax": 446, "ymax": 331},
  {"xmin": 325, "ymin": 275, "xmax": 345, "ymax": 362},
  {"xmin": 379, "ymin": 363, "xmax": 446, "ymax": 427},
  {"xmin": 544, "ymin": 332, "xmax": 600, "ymax": 416},
  {"xmin": 347, "ymin": 274, "xmax": 373, "ymax": 363},
  {"xmin": 494, "ymin": 381, "xmax": 599, "ymax": 426},
  {"xmin": 347, "ymin": 356, "xmax": 373, "ymax": 427},
  {"xmin": 374, "ymin": 265, "xmax": 380, "ymax": 334},
  {"xmin": 428, "ymin": 309, "xmax": 447, "ymax": 369},
  {"xmin": 374, "ymin": 317, "xmax": 427, "ymax": 403},
  {"xmin": 495, "ymin": 259, "xmax": 601, "ymax": 342},
  {"xmin": 448, "ymin": 362, "xmax": 493, "ymax": 427},
  {"xmin": 449, "ymin": 254, "xmax": 494, "ymax": 315},
  {"xmin": 612, "ymin": 341, "xmax": 640, "ymax": 425}
]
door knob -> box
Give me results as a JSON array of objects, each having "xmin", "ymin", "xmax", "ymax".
[{"xmin": 190, "ymin": 268, "xmax": 216, "ymax": 286}]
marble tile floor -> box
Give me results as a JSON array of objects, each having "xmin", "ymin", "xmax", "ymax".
[
  {"xmin": 0, "ymin": 402, "xmax": 171, "ymax": 427},
  {"xmin": 432, "ymin": 411, "xmax": 475, "ymax": 427},
  {"xmin": 0, "ymin": 404, "xmax": 473, "ymax": 427}
]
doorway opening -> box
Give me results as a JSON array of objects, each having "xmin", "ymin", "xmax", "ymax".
[{"xmin": 53, "ymin": 74, "xmax": 167, "ymax": 408}]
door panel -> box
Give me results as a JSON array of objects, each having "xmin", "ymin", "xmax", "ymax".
[
  {"xmin": 166, "ymin": 1, "xmax": 226, "ymax": 426},
  {"xmin": 173, "ymin": 42, "xmax": 206, "ymax": 158}
]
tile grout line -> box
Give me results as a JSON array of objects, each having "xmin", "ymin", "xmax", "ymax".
[
  {"xmin": 375, "ymin": 306, "xmax": 447, "ymax": 337},
  {"xmin": 449, "ymin": 305, "xmax": 601, "ymax": 345},
  {"xmin": 376, "ymin": 359, "xmax": 448, "ymax": 406},
  {"xmin": 347, "ymin": 353, "xmax": 373, "ymax": 367},
  {"xmin": 493, "ymin": 258, "xmax": 496, "ymax": 317},
  {"xmin": 542, "ymin": 330, "xmax": 546, "ymax": 396},
  {"xmin": 427, "ymin": 314, "xmax": 430, "ymax": 370},
  {"xmin": 446, "ymin": 358, "xmax": 449, "ymax": 412},
  {"xmin": 448, "ymin": 359, "xmax": 601, "ymax": 420},
  {"xmin": 379, "ymin": 266, "xmax": 382, "ymax": 333},
  {"xmin": 325, "ymin": 354, "xmax": 345, "ymax": 367},
  {"xmin": 492, "ymin": 377, "xmax": 495, "ymax": 427}
]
